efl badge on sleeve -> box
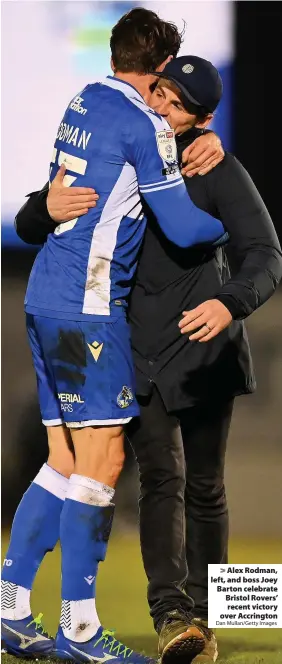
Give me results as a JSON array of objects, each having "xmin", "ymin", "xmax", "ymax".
[{"xmin": 156, "ymin": 129, "xmax": 178, "ymax": 163}]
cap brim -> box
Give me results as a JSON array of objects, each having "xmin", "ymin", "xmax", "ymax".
[{"xmin": 151, "ymin": 71, "xmax": 202, "ymax": 108}]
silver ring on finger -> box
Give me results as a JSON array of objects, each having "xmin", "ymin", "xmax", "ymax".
[{"xmin": 205, "ymin": 323, "xmax": 212, "ymax": 332}]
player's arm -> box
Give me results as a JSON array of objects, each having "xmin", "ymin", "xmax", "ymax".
[
  {"xmin": 15, "ymin": 166, "xmax": 99, "ymax": 245},
  {"xmin": 126, "ymin": 117, "xmax": 225, "ymax": 248}
]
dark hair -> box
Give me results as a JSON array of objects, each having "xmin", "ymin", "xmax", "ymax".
[
  {"xmin": 183, "ymin": 99, "xmax": 211, "ymax": 122},
  {"xmin": 110, "ymin": 8, "xmax": 183, "ymax": 74}
]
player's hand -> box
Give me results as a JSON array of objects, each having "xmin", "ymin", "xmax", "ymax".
[
  {"xmin": 178, "ymin": 299, "xmax": 232, "ymax": 342},
  {"xmin": 47, "ymin": 164, "xmax": 99, "ymax": 222},
  {"xmin": 181, "ymin": 133, "xmax": 224, "ymax": 178}
]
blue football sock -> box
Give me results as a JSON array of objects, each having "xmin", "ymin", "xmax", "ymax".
[
  {"xmin": 1, "ymin": 464, "xmax": 69, "ymax": 620},
  {"xmin": 59, "ymin": 474, "xmax": 114, "ymax": 642}
]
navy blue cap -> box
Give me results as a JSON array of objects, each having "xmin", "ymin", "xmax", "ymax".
[{"xmin": 152, "ymin": 55, "xmax": 223, "ymax": 113}]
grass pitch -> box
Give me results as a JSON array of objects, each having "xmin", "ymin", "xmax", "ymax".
[{"xmin": 2, "ymin": 533, "xmax": 282, "ymax": 664}]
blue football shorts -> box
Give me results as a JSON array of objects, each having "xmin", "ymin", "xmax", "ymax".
[{"xmin": 26, "ymin": 313, "xmax": 139, "ymax": 427}]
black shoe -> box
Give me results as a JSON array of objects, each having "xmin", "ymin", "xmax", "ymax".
[
  {"xmin": 158, "ymin": 610, "xmax": 205, "ymax": 664},
  {"xmin": 190, "ymin": 618, "xmax": 218, "ymax": 662}
]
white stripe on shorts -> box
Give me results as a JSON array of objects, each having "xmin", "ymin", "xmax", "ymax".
[
  {"xmin": 42, "ymin": 417, "xmax": 132, "ymax": 428},
  {"xmin": 42, "ymin": 418, "xmax": 63, "ymax": 426},
  {"xmin": 66, "ymin": 418, "xmax": 132, "ymax": 428}
]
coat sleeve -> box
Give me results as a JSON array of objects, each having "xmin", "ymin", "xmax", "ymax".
[
  {"xmin": 15, "ymin": 182, "xmax": 57, "ymax": 245},
  {"xmin": 211, "ymin": 154, "xmax": 282, "ymax": 319}
]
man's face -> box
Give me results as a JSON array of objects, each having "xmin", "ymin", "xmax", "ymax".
[{"xmin": 150, "ymin": 81, "xmax": 198, "ymax": 134}]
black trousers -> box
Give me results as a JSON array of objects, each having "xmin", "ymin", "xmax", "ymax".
[{"xmin": 127, "ymin": 386, "xmax": 233, "ymax": 631}]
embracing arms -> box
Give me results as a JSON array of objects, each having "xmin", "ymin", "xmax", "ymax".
[{"xmin": 15, "ymin": 133, "xmax": 224, "ymax": 246}]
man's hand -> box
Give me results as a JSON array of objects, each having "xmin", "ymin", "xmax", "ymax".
[
  {"xmin": 47, "ymin": 164, "xmax": 99, "ymax": 222},
  {"xmin": 178, "ymin": 299, "xmax": 232, "ymax": 342},
  {"xmin": 181, "ymin": 133, "xmax": 224, "ymax": 178}
]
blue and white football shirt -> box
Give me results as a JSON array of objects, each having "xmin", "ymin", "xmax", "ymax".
[{"xmin": 25, "ymin": 76, "xmax": 224, "ymax": 319}]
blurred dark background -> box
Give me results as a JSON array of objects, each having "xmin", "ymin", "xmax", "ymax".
[
  {"xmin": 2, "ymin": 1, "xmax": 282, "ymax": 540},
  {"xmin": 235, "ymin": 1, "xmax": 282, "ymax": 246}
]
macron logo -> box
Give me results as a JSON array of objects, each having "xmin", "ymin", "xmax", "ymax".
[
  {"xmin": 84, "ymin": 575, "xmax": 95, "ymax": 586},
  {"xmin": 70, "ymin": 96, "xmax": 87, "ymax": 115}
]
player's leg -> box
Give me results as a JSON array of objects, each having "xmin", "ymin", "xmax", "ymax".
[
  {"xmin": 129, "ymin": 386, "xmax": 206, "ymax": 664},
  {"xmin": 57, "ymin": 424, "xmax": 122, "ymax": 649},
  {"xmin": 1, "ymin": 315, "xmax": 74, "ymax": 657},
  {"xmin": 41, "ymin": 315, "xmax": 154, "ymax": 663},
  {"xmin": 47, "ymin": 421, "xmax": 75, "ymax": 478},
  {"xmin": 181, "ymin": 398, "xmax": 234, "ymax": 663},
  {"xmin": 2, "ymin": 427, "xmax": 73, "ymax": 618}
]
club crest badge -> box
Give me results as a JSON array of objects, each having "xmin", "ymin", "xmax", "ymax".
[
  {"xmin": 117, "ymin": 386, "xmax": 134, "ymax": 409},
  {"xmin": 182, "ymin": 64, "xmax": 194, "ymax": 74}
]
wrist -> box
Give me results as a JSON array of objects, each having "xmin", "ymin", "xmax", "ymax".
[{"xmin": 215, "ymin": 294, "xmax": 241, "ymax": 320}]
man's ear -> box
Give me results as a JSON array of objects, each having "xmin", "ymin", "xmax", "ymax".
[
  {"xmin": 110, "ymin": 57, "xmax": 115, "ymax": 73},
  {"xmin": 195, "ymin": 113, "xmax": 213, "ymax": 130},
  {"xmin": 156, "ymin": 55, "xmax": 174, "ymax": 72}
]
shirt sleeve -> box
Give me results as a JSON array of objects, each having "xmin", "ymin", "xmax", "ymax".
[
  {"xmin": 211, "ymin": 154, "xmax": 282, "ymax": 318},
  {"xmin": 15, "ymin": 182, "xmax": 57, "ymax": 245},
  {"xmin": 125, "ymin": 112, "xmax": 225, "ymax": 248}
]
